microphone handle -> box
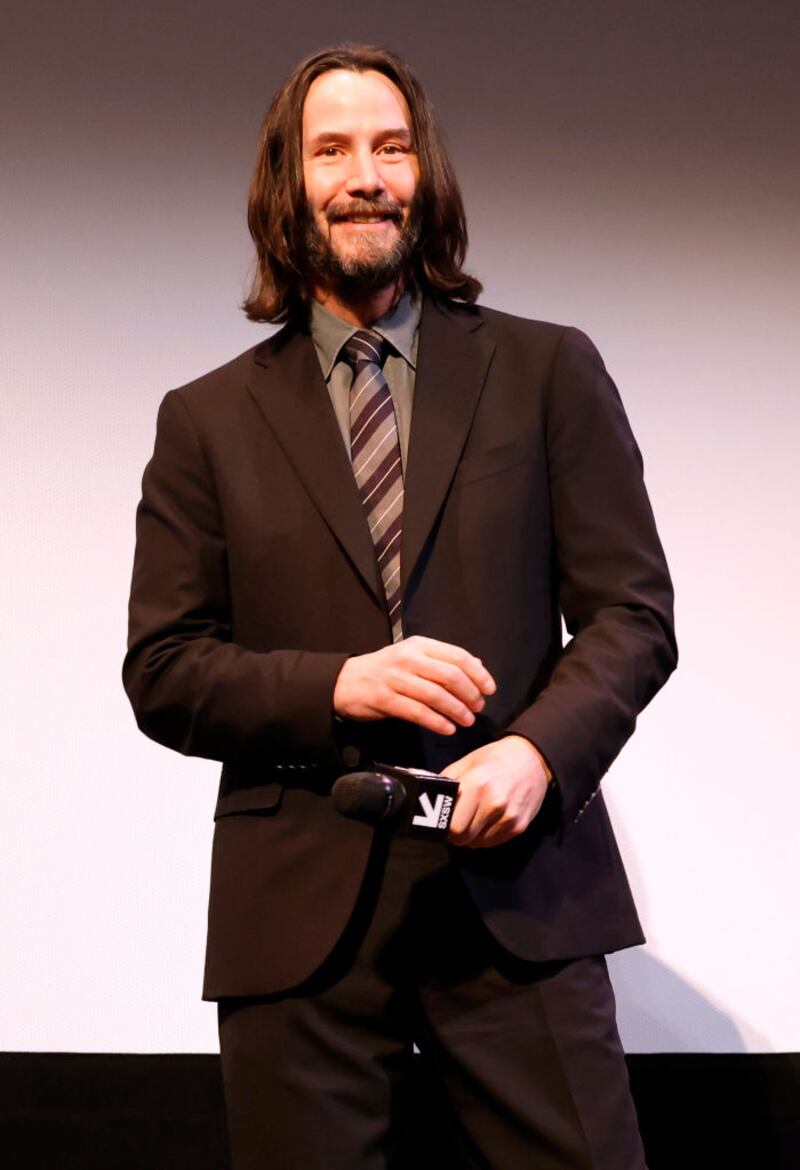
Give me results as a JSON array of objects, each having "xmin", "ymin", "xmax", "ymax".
[{"xmin": 374, "ymin": 764, "xmax": 459, "ymax": 841}]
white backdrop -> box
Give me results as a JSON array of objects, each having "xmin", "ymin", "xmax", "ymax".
[{"xmin": 2, "ymin": 0, "xmax": 798, "ymax": 1053}]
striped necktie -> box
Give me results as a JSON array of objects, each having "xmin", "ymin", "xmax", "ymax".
[{"xmin": 344, "ymin": 329, "xmax": 404, "ymax": 642}]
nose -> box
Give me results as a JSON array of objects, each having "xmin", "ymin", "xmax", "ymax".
[{"xmin": 345, "ymin": 147, "xmax": 385, "ymax": 198}]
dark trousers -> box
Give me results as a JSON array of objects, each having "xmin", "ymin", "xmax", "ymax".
[{"xmin": 217, "ymin": 833, "xmax": 647, "ymax": 1169}]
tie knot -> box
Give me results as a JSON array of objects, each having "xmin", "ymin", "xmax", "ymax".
[{"xmin": 343, "ymin": 329, "xmax": 389, "ymax": 372}]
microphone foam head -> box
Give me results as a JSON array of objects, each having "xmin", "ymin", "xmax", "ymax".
[{"xmin": 332, "ymin": 772, "xmax": 404, "ymax": 822}]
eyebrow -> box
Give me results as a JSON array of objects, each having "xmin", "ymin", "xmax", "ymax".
[{"xmin": 308, "ymin": 127, "xmax": 414, "ymax": 148}]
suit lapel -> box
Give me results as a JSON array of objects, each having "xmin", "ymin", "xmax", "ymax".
[
  {"xmin": 402, "ymin": 299, "xmax": 495, "ymax": 593},
  {"xmin": 246, "ymin": 325, "xmax": 384, "ymax": 605},
  {"xmin": 244, "ymin": 300, "xmax": 495, "ymax": 621}
]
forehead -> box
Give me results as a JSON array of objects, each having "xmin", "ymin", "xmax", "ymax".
[{"xmin": 302, "ymin": 68, "xmax": 413, "ymax": 138}]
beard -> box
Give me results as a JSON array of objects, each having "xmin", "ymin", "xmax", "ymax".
[{"xmin": 304, "ymin": 196, "xmax": 421, "ymax": 299}]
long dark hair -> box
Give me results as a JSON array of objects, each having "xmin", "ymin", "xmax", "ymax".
[{"xmin": 242, "ymin": 44, "xmax": 482, "ymax": 323}]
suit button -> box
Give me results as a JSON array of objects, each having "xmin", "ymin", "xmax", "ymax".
[{"xmin": 341, "ymin": 744, "xmax": 361, "ymax": 769}]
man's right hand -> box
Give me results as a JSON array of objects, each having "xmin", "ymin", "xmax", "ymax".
[{"xmin": 332, "ymin": 635, "xmax": 496, "ymax": 736}]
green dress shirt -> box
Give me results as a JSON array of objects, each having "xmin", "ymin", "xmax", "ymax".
[{"xmin": 309, "ymin": 290, "xmax": 421, "ymax": 474}]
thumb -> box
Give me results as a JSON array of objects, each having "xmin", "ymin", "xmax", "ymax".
[{"xmin": 441, "ymin": 753, "xmax": 475, "ymax": 782}]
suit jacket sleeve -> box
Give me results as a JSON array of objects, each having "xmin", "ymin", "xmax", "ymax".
[
  {"xmin": 506, "ymin": 327, "xmax": 677, "ymax": 821},
  {"xmin": 122, "ymin": 388, "xmax": 349, "ymax": 764}
]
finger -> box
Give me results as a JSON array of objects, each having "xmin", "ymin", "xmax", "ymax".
[
  {"xmin": 449, "ymin": 769, "xmax": 516, "ymax": 845},
  {"xmin": 381, "ymin": 693, "xmax": 457, "ymax": 736},
  {"xmin": 412, "ymin": 638, "xmax": 497, "ymax": 696},
  {"xmin": 412, "ymin": 656, "xmax": 487, "ymax": 713},
  {"xmin": 448, "ymin": 807, "xmax": 478, "ymax": 844},
  {"xmin": 402, "ymin": 673, "xmax": 477, "ymax": 725},
  {"xmin": 388, "ymin": 659, "xmax": 481, "ymax": 720},
  {"xmin": 447, "ymin": 783, "xmax": 487, "ymax": 843},
  {"xmin": 440, "ymin": 753, "xmax": 475, "ymax": 782},
  {"xmin": 466, "ymin": 803, "xmax": 538, "ymax": 848},
  {"xmin": 458, "ymin": 803, "xmax": 509, "ymax": 846},
  {"xmin": 464, "ymin": 813, "xmax": 519, "ymax": 848}
]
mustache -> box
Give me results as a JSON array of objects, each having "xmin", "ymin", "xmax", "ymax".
[{"xmin": 325, "ymin": 199, "xmax": 404, "ymax": 225}]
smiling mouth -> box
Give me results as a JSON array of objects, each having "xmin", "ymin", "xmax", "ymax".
[
  {"xmin": 334, "ymin": 217, "xmax": 397, "ymax": 229},
  {"xmin": 327, "ymin": 203, "xmax": 403, "ymax": 227}
]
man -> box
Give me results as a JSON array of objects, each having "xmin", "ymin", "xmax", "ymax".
[{"xmin": 124, "ymin": 43, "xmax": 676, "ymax": 1170}]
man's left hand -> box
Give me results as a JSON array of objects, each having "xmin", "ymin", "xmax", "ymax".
[{"xmin": 442, "ymin": 735, "xmax": 552, "ymax": 849}]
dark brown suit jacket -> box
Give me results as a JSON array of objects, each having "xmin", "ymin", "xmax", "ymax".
[{"xmin": 123, "ymin": 295, "xmax": 677, "ymax": 999}]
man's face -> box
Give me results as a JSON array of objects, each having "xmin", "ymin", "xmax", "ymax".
[{"xmin": 301, "ymin": 68, "xmax": 421, "ymax": 296}]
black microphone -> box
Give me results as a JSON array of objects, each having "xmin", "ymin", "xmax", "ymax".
[
  {"xmin": 332, "ymin": 771, "xmax": 407, "ymax": 822},
  {"xmin": 332, "ymin": 766, "xmax": 459, "ymax": 841}
]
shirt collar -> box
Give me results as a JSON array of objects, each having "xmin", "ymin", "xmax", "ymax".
[{"xmin": 309, "ymin": 289, "xmax": 421, "ymax": 381}]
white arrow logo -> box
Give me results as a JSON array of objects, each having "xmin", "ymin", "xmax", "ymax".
[{"xmin": 412, "ymin": 792, "xmax": 444, "ymax": 828}]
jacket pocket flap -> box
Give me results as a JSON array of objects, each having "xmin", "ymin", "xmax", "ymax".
[
  {"xmin": 213, "ymin": 781, "xmax": 285, "ymax": 819},
  {"xmin": 454, "ymin": 443, "xmax": 530, "ymax": 487}
]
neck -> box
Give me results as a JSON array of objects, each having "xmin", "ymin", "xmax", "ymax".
[{"xmin": 311, "ymin": 279, "xmax": 405, "ymax": 328}]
